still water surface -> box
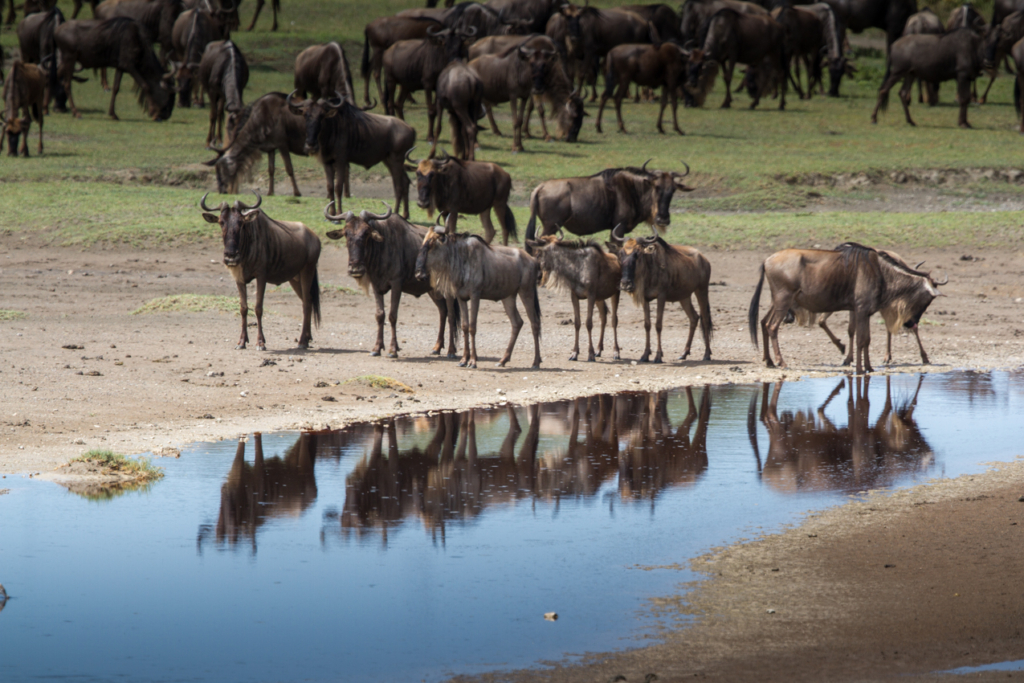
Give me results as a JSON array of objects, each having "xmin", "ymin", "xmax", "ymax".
[{"xmin": 1, "ymin": 372, "xmax": 1022, "ymax": 682}]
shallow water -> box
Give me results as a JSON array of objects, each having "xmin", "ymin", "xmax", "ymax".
[{"xmin": 1, "ymin": 371, "xmax": 1023, "ymax": 682}]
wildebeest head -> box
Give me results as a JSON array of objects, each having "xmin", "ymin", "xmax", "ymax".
[
  {"xmin": 427, "ymin": 23, "xmax": 475, "ymax": 62},
  {"xmin": 634, "ymin": 160, "xmax": 695, "ymax": 228},
  {"xmin": 414, "ymin": 222, "xmax": 450, "ymax": 281},
  {"xmin": 876, "ymin": 251, "xmax": 948, "ymax": 334},
  {"xmin": 407, "ymin": 147, "xmax": 458, "ymax": 211},
  {"xmin": 518, "ymin": 42, "xmax": 558, "ymax": 94},
  {"xmin": 324, "ymin": 200, "xmax": 393, "ymax": 281},
  {"xmin": 826, "ymin": 55, "xmax": 856, "ymax": 97},
  {"xmin": 200, "ymin": 190, "xmax": 262, "ymax": 267},
  {"xmin": 560, "ymin": 87, "xmax": 587, "ymax": 142},
  {"xmin": 203, "ymin": 147, "xmax": 239, "ymax": 194},
  {"xmin": 610, "ymin": 224, "xmax": 662, "ymax": 295},
  {"xmin": 287, "ymin": 90, "xmax": 344, "ymax": 156},
  {"xmin": 145, "ymin": 73, "xmax": 177, "ymax": 121}
]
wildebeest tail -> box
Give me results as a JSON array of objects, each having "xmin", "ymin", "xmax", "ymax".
[
  {"xmin": 504, "ymin": 205, "xmax": 518, "ymax": 242},
  {"xmin": 311, "ymin": 268, "xmax": 322, "ymax": 328},
  {"xmin": 1016, "ymin": 78, "xmax": 1021, "ymax": 117},
  {"xmin": 748, "ymin": 262, "xmax": 765, "ymax": 347},
  {"xmin": 532, "ymin": 276, "xmax": 542, "ymax": 338},
  {"xmin": 450, "ymin": 298, "xmax": 461, "ymax": 349},
  {"xmin": 524, "ymin": 189, "xmax": 539, "ymax": 241},
  {"xmin": 361, "ymin": 29, "xmax": 371, "ymax": 79},
  {"xmin": 878, "ymin": 83, "xmax": 889, "ymax": 111}
]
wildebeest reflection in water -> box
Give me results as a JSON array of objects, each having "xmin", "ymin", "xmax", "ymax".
[{"xmin": 750, "ymin": 375, "xmax": 933, "ymax": 493}]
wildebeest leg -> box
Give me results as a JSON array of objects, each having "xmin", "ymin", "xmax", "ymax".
[
  {"xmin": 470, "ymin": 296, "xmax": 486, "ymax": 368},
  {"xmin": 446, "ymin": 296, "xmax": 459, "ymax": 358},
  {"xmin": 956, "ymin": 76, "xmax": 972, "ymax": 128},
  {"xmin": 535, "ymin": 97, "xmax": 552, "ymax": 141},
  {"xmin": 610, "ymin": 291, "xmax": 621, "ymax": 360},
  {"xmin": 721, "ymin": 61, "xmax": 734, "ymax": 108},
  {"xmin": 912, "ymin": 327, "xmax": 929, "ymax": 364},
  {"xmin": 816, "ymin": 312, "xmax": 846, "ymax": 354},
  {"xmin": 107, "ymin": 70, "xmax": 124, "ymax": 121},
  {"xmin": 267, "ymin": 150, "xmax": 277, "ymax": 196},
  {"xmin": 897, "ymin": 75, "xmax": 917, "ymax": 126},
  {"xmin": 587, "ymin": 296, "xmax": 601, "ymax": 362},
  {"xmin": 979, "ymin": 70, "xmax": 997, "ymax": 104},
  {"xmin": 884, "ymin": 330, "xmax": 893, "ymax": 365},
  {"xmin": 653, "ymin": 295, "xmax": 667, "ymax": 363},
  {"xmin": 480, "ymin": 210, "xmax": 497, "ymax": 245},
  {"xmin": 101, "ymin": 68, "xmax": 109, "ymax": 91},
  {"xmin": 343, "ymin": 164, "xmax": 351, "ymax": 199},
  {"xmin": 511, "ymin": 97, "xmax": 524, "ymax": 152},
  {"xmin": 429, "ymin": 295, "xmax": 447, "ymax": 355},
  {"xmin": 253, "ymin": 278, "xmax": 269, "ymax": 350},
  {"xmin": 669, "ymin": 85, "xmax": 683, "ymax": 135},
  {"xmin": 1018, "ymin": 72, "xmax": 1024, "ymax": 133},
  {"xmin": 291, "ymin": 274, "xmax": 315, "ymax": 349},
  {"xmin": 497, "ymin": 295, "xmax": 522, "ymax": 367},
  {"xmin": 454, "ymin": 107, "xmax": 477, "ymax": 160},
  {"xmin": 246, "ymin": 0, "xmax": 264, "ymax": 31},
  {"xmin": 386, "ymin": 287, "xmax": 402, "ymax": 357},
  {"xmin": 457, "ymin": 298, "xmax": 472, "ymax": 366},
  {"xmin": 387, "ymin": 157, "xmax": 410, "ymax": 218},
  {"xmin": 206, "ymin": 97, "xmax": 219, "ymax": 147},
  {"xmin": 235, "ymin": 280, "xmax": 249, "ymax": 349},
  {"xmin": 370, "ymin": 288, "xmax": 386, "ymax": 356},
  {"xmin": 521, "ymin": 283, "xmax": 542, "ymax": 369},
  {"xmin": 569, "ymin": 293, "xmax": 581, "ymax": 361},
  {"xmin": 871, "ymin": 72, "xmax": 904, "ymax": 124},
  {"xmin": 596, "ymin": 78, "xmax": 612, "ymax": 133},
  {"xmin": 18, "ymin": 119, "xmax": 30, "ymax": 157},
  {"xmin": 62, "ymin": 67, "xmax": 82, "ymax": 119},
  {"xmin": 324, "ymin": 163, "xmax": 337, "ymax": 208},
  {"xmin": 678, "ymin": 297, "xmax": 699, "ymax": 361},
  {"xmin": 639, "ymin": 299, "xmax": 653, "ymax": 363},
  {"xmin": 853, "ymin": 311, "xmax": 872, "ymax": 374},
  {"xmin": 484, "ymin": 103, "xmax": 502, "ymax": 136}
]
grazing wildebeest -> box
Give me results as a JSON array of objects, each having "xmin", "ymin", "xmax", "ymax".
[
  {"xmin": 408, "ymin": 149, "xmax": 516, "ymax": 245},
  {"xmin": 525, "ymin": 233, "xmax": 622, "ymax": 361},
  {"xmin": 382, "ymin": 24, "xmax": 475, "ymax": 144},
  {"xmin": 171, "ymin": 4, "xmax": 237, "ymax": 107},
  {"xmin": 748, "ymin": 243, "xmax": 944, "ymax": 374},
  {"xmin": 361, "ymin": 15, "xmax": 442, "ymax": 107},
  {"xmin": 400, "ymin": 2, "xmax": 527, "ymax": 36},
  {"xmin": 1, "ymin": 60, "xmax": 45, "ymax": 156},
  {"xmin": 323, "ymin": 201, "xmax": 460, "ymax": 358},
  {"xmin": 245, "ymin": 0, "xmax": 278, "ymax": 31},
  {"xmin": 981, "ymin": 10, "xmax": 1024, "ymax": 103},
  {"xmin": 560, "ymin": 5, "xmax": 657, "ymax": 99},
  {"xmin": 293, "ymin": 42, "xmax": 355, "ymax": 102},
  {"xmin": 434, "ymin": 59, "xmax": 484, "ymax": 159},
  {"xmin": 679, "ymin": 0, "xmax": 768, "ymax": 42},
  {"xmin": 468, "ymin": 34, "xmax": 559, "ymax": 151},
  {"xmin": 688, "ymin": 8, "xmax": 792, "ymax": 109},
  {"xmin": 798, "ymin": 3, "xmax": 852, "ymax": 97},
  {"xmin": 596, "ymin": 41, "xmax": 689, "ymax": 134},
  {"xmin": 524, "ymin": 161, "xmax": 694, "ymax": 240},
  {"xmin": 55, "ymin": 17, "xmax": 176, "ymax": 120},
  {"xmin": 95, "ymin": 0, "xmax": 184, "ymax": 66},
  {"xmin": 17, "ymin": 7, "xmax": 68, "ymax": 112},
  {"xmin": 203, "ymin": 92, "xmax": 306, "ymax": 196},
  {"xmin": 610, "ymin": 224, "xmax": 713, "ymax": 363},
  {"xmin": 287, "ymin": 91, "xmax": 416, "ymax": 217},
  {"xmin": 415, "ymin": 225, "xmax": 542, "ymax": 369},
  {"xmin": 871, "ymin": 28, "xmax": 985, "ymax": 128},
  {"xmin": 821, "ymin": 0, "xmax": 917, "ymax": 91},
  {"xmin": 771, "ymin": 4, "xmax": 837, "ymax": 98},
  {"xmin": 902, "ymin": 6, "xmax": 943, "ymax": 104},
  {"xmin": 197, "ymin": 39, "xmax": 247, "ymax": 148},
  {"xmin": 200, "ymin": 191, "xmax": 321, "ymax": 350}
]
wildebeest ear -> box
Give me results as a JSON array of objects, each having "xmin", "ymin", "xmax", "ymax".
[
  {"xmin": 405, "ymin": 164, "xmax": 417, "ymax": 172},
  {"xmin": 326, "ymin": 230, "xmax": 345, "ymax": 240},
  {"xmin": 370, "ymin": 230, "xmax": 383, "ymax": 242},
  {"xmin": 643, "ymin": 243, "xmax": 657, "ymax": 254},
  {"xmin": 202, "ymin": 213, "xmax": 220, "ymax": 224},
  {"xmin": 324, "ymin": 107, "xmax": 340, "ymax": 119},
  {"xmin": 674, "ymin": 180, "xmax": 695, "ymax": 192}
]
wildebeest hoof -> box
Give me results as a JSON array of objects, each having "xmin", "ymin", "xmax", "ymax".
[
  {"xmin": 458, "ymin": 360, "xmax": 467, "ymax": 367},
  {"xmin": 387, "ymin": 352, "xmax": 398, "ymax": 358},
  {"xmin": 613, "ymin": 353, "xmax": 621, "ymax": 360},
  {"xmin": 370, "ymin": 350, "xmax": 381, "ymax": 357},
  {"xmin": 235, "ymin": 343, "xmax": 246, "ymax": 350},
  {"xmin": 841, "ymin": 358, "xmax": 852, "ymax": 366},
  {"xmin": 568, "ymin": 352, "xmax": 578, "ymax": 361},
  {"xmin": 430, "ymin": 349, "xmax": 441, "ymax": 356},
  {"xmin": 703, "ymin": 351, "xmax": 712, "ymax": 361},
  {"xmin": 677, "ymin": 354, "xmax": 688, "ymax": 361},
  {"xmin": 959, "ymin": 122, "xmax": 972, "ymax": 129}
]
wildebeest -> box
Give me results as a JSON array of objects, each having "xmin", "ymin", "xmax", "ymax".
[
  {"xmin": 688, "ymin": 8, "xmax": 792, "ymax": 109},
  {"xmin": 293, "ymin": 42, "xmax": 355, "ymax": 102},
  {"xmin": 621, "ymin": 3, "xmax": 684, "ymax": 43},
  {"xmin": 770, "ymin": 4, "xmax": 846, "ymax": 98},
  {"xmin": 170, "ymin": 4, "xmax": 237, "ymax": 107},
  {"xmin": 323, "ymin": 201, "xmax": 460, "ymax": 358},
  {"xmin": 871, "ymin": 27, "xmax": 984, "ymax": 128},
  {"xmin": 55, "ymin": 17, "xmax": 176, "ymax": 120},
  {"xmin": 679, "ymin": 0, "xmax": 768, "ymax": 43},
  {"xmin": 520, "ymin": 44, "xmax": 587, "ymax": 143},
  {"xmin": 409, "ymin": 149, "xmax": 516, "ymax": 245},
  {"xmin": 822, "ymin": 0, "xmax": 918, "ymax": 90},
  {"xmin": 902, "ymin": 6, "xmax": 944, "ymax": 104},
  {"xmin": 361, "ymin": 15, "xmax": 442, "ymax": 106},
  {"xmin": 611, "ymin": 224, "xmax": 713, "ymax": 363},
  {"xmin": 1, "ymin": 60, "xmax": 45, "ymax": 156},
  {"xmin": 801, "ymin": 2, "xmax": 852, "ymax": 97},
  {"xmin": 1012, "ymin": 36, "xmax": 1024, "ymax": 131},
  {"xmin": 559, "ymin": 5, "xmax": 657, "ymax": 99},
  {"xmin": 525, "ymin": 233, "xmax": 622, "ymax": 361},
  {"xmin": 433, "ymin": 58, "xmax": 484, "ymax": 159},
  {"xmin": 197, "ymin": 39, "xmax": 247, "ymax": 148},
  {"xmin": 982, "ymin": 10, "xmax": 1024, "ymax": 104},
  {"xmin": 245, "ymin": 0, "xmax": 278, "ymax": 31},
  {"xmin": 16, "ymin": 7, "xmax": 68, "ymax": 112},
  {"xmin": 200, "ymin": 190, "xmax": 321, "ymax": 350},
  {"xmin": 524, "ymin": 161, "xmax": 694, "ymax": 240},
  {"xmin": 946, "ymin": 3, "xmax": 987, "ymax": 33},
  {"xmin": 596, "ymin": 41, "xmax": 689, "ymax": 134},
  {"xmin": 992, "ymin": 0, "xmax": 1024, "ymax": 28},
  {"xmin": 95, "ymin": 0, "xmax": 184, "ymax": 66},
  {"xmin": 287, "ymin": 92, "xmax": 415, "ymax": 217},
  {"xmin": 485, "ymin": 0, "xmax": 562, "ymax": 33},
  {"xmin": 203, "ymin": 92, "xmax": 306, "ymax": 196},
  {"xmin": 748, "ymin": 242, "xmax": 944, "ymax": 374},
  {"xmin": 415, "ymin": 225, "xmax": 542, "ymax": 368}
]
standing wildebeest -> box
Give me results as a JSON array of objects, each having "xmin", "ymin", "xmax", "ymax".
[
  {"xmin": 688, "ymin": 8, "xmax": 792, "ymax": 109},
  {"xmin": 524, "ymin": 161, "xmax": 694, "ymax": 240},
  {"xmin": 293, "ymin": 42, "xmax": 355, "ymax": 102},
  {"xmin": 323, "ymin": 201, "xmax": 460, "ymax": 358},
  {"xmin": 171, "ymin": 4, "xmax": 237, "ymax": 107},
  {"xmin": 611, "ymin": 224, "xmax": 713, "ymax": 363},
  {"xmin": 521, "ymin": 51, "xmax": 587, "ymax": 142},
  {"xmin": 800, "ymin": 3, "xmax": 851, "ymax": 97},
  {"xmin": 771, "ymin": 4, "xmax": 846, "ymax": 98},
  {"xmin": 981, "ymin": 10, "xmax": 1024, "ymax": 104},
  {"xmin": 525, "ymin": 233, "xmax": 622, "ymax": 361},
  {"xmin": 622, "ymin": 4, "xmax": 684, "ymax": 43},
  {"xmin": 55, "ymin": 17, "xmax": 176, "ymax": 120},
  {"xmin": 287, "ymin": 91, "xmax": 416, "ymax": 217},
  {"xmin": 560, "ymin": 5, "xmax": 657, "ymax": 100},
  {"xmin": 596, "ymin": 41, "xmax": 689, "ymax": 134},
  {"xmin": 400, "ymin": 2, "xmax": 527, "ymax": 36},
  {"xmin": 203, "ymin": 91, "xmax": 306, "ymax": 196},
  {"xmin": 415, "ymin": 225, "xmax": 542, "ymax": 369},
  {"xmin": 245, "ymin": 0, "xmax": 278, "ymax": 31},
  {"xmin": 1, "ymin": 61, "xmax": 45, "ymax": 156},
  {"xmin": 485, "ymin": 0, "xmax": 562, "ymax": 33},
  {"xmin": 871, "ymin": 28, "xmax": 985, "ymax": 128},
  {"xmin": 680, "ymin": 0, "xmax": 768, "ymax": 42},
  {"xmin": 200, "ymin": 191, "xmax": 321, "ymax": 350},
  {"xmin": 748, "ymin": 243, "xmax": 944, "ymax": 374},
  {"xmin": 95, "ymin": 0, "xmax": 184, "ymax": 66},
  {"xmin": 434, "ymin": 58, "xmax": 484, "ymax": 159},
  {"xmin": 408, "ymin": 149, "xmax": 516, "ymax": 245},
  {"xmin": 197, "ymin": 39, "xmax": 247, "ymax": 148},
  {"xmin": 902, "ymin": 6, "xmax": 944, "ymax": 104},
  {"xmin": 17, "ymin": 7, "xmax": 68, "ymax": 112},
  {"xmin": 821, "ymin": 0, "xmax": 917, "ymax": 91},
  {"xmin": 361, "ymin": 15, "xmax": 442, "ymax": 107}
]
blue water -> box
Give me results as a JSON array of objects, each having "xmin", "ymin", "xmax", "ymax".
[{"xmin": 1, "ymin": 371, "xmax": 1022, "ymax": 682}]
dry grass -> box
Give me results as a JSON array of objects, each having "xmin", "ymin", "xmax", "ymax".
[
  {"xmin": 345, "ymin": 375, "xmax": 415, "ymax": 393},
  {"xmin": 131, "ymin": 294, "xmax": 241, "ymax": 316},
  {"xmin": 0, "ymin": 310, "xmax": 27, "ymax": 321}
]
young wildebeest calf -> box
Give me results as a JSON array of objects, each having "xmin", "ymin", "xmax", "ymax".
[
  {"xmin": 323, "ymin": 201, "xmax": 460, "ymax": 358},
  {"xmin": 433, "ymin": 59, "xmax": 483, "ymax": 159},
  {"xmin": 526, "ymin": 232, "xmax": 622, "ymax": 362},
  {"xmin": 610, "ymin": 225, "xmax": 713, "ymax": 363},
  {"xmin": 415, "ymin": 226, "xmax": 542, "ymax": 369},
  {"xmin": 200, "ymin": 191, "xmax": 321, "ymax": 351},
  {"xmin": 1, "ymin": 60, "xmax": 45, "ymax": 157},
  {"xmin": 409, "ymin": 149, "xmax": 516, "ymax": 245}
]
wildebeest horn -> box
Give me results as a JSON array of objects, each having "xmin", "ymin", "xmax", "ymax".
[
  {"xmin": 240, "ymin": 189, "xmax": 262, "ymax": 217},
  {"xmin": 286, "ymin": 89, "xmax": 308, "ymax": 110},
  {"xmin": 935, "ymin": 274, "xmax": 949, "ymax": 286},
  {"xmin": 557, "ymin": 228, "xmax": 565, "ymax": 240},
  {"xmin": 360, "ymin": 202, "xmax": 394, "ymax": 222},
  {"xmin": 672, "ymin": 160, "xmax": 691, "ymax": 178},
  {"xmin": 323, "ymin": 201, "xmax": 354, "ymax": 223},
  {"xmin": 438, "ymin": 149, "xmax": 451, "ymax": 164},
  {"xmin": 405, "ymin": 146, "xmax": 420, "ymax": 165},
  {"xmin": 327, "ymin": 90, "xmax": 345, "ymax": 108},
  {"xmin": 646, "ymin": 224, "xmax": 659, "ymax": 240},
  {"xmin": 361, "ymin": 98, "xmax": 377, "ymax": 111},
  {"xmin": 916, "ymin": 260, "xmax": 926, "ymax": 270},
  {"xmin": 610, "ymin": 223, "xmax": 625, "ymax": 243},
  {"xmin": 199, "ymin": 192, "xmax": 224, "ymax": 211},
  {"xmin": 520, "ymin": 46, "xmax": 536, "ymax": 56},
  {"xmin": 462, "ymin": 25, "xmax": 477, "ymax": 36},
  {"xmin": 427, "ymin": 23, "xmax": 443, "ymax": 36},
  {"xmin": 641, "ymin": 158, "xmax": 652, "ymax": 172}
]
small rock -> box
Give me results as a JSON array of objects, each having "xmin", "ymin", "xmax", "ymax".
[
  {"xmin": 259, "ymin": 359, "xmax": 277, "ymax": 367},
  {"xmin": 884, "ymin": 564, "xmax": 896, "ymax": 568},
  {"xmin": 630, "ymin": 360, "xmax": 638, "ymax": 366},
  {"xmin": 239, "ymin": 391, "xmax": 248, "ymax": 397},
  {"xmin": 202, "ymin": 414, "xmax": 215, "ymax": 420},
  {"xmin": 1018, "ymin": 496, "xmax": 1024, "ymax": 502},
  {"xmin": 322, "ymin": 396, "xmax": 336, "ymax": 402},
  {"xmin": 766, "ymin": 609, "xmax": 776, "ymax": 614},
  {"xmin": 543, "ymin": 612, "xmax": 558, "ymax": 621},
  {"xmin": 153, "ymin": 446, "xmax": 181, "ymax": 458},
  {"xmin": 74, "ymin": 439, "xmax": 85, "ymax": 445},
  {"xmin": 85, "ymin": 370, "xmax": 103, "ymax": 376},
  {"xmin": 206, "ymin": 371, "xmax": 224, "ymax": 377},
  {"xmin": 314, "ymin": 380, "xmax": 329, "ymax": 388},
  {"xmin": 62, "ymin": 344, "xmax": 84, "ymax": 350}
]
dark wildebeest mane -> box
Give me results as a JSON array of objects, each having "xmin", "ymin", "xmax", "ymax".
[
  {"xmin": 833, "ymin": 241, "xmax": 879, "ymax": 270},
  {"xmin": 317, "ymin": 98, "xmax": 377, "ymax": 163},
  {"xmin": 214, "ymin": 91, "xmax": 285, "ymax": 183},
  {"xmin": 555, "ymin": 237, "xmax": 605, "ymax": 254},
  {"xmin": 833, "ymin": 242, "xmax": 930, "ymax": 278},
  {"xmin": 697, "ymin": 7, "xmax": 739, "ymax": 50}
]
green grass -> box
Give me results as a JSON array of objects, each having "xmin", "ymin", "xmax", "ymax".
[
  {"xmin": 73, "ymin": 449, "xmax": 165, "ymax": 480},
  {"xmin": 0, "ymin": 310, "xmax": 27, "ymax": 320},
  {"xmin": 345, "ymin": 374, "xmax": 415, "ymax": 393},
  {"xmin": 131, "ymin": 294, "xmax": 242, "ymax": 315}
]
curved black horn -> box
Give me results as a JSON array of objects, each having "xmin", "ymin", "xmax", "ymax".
[
  {"xmin": 360, "ymin": 202, "xmax": 394, "ymax": 222},
  {"xmin": 935, "ymin": 274, "xmax": 949, "ymax": 286},
  {"xmin": 427, "ymin": 23, "xmax": 443, "ymax": 36},
  {"xmin": 646, "ymin": 224, "xmax": 659, "ymax": 240},
  {"xmin": 641, "ymin": 158, "xmax": 652, "ymax": 173},
  {"xmin": 240, "ymin": 189, "xmax": 262, "ymax": 216},
  {"xmin": 557, "ymin": 228, "xmax": 565, "ymax": 240},
  {"xmin": 463, "ymin": 25, "xmax": 477, "ymax": 36},
  {"xmin": 610, "ymin": 223, "xmax": 625, "ymax": 242},
  {"xmin": 327, "ymin": 90, "xmax": 345, "ymax": 108},
  {"xmin": 916, "ymin": 260, "xmax": 926, "ymax": 270},
  {"xmin": 286, "ymin": 89, "xmax": 307, "ymax": 109},
  {"xmin": 438, "ymin": 148, "xmax": 451, "ymax": 164},
  {"xmin": 323, "ymin": 201, "xmax": 354, "ymax": 223},
  {"xmin": 405, "ymin": 146, "xmax": 420, "ymax": 165},
  {"xmin": 361, "ymin": 98, "xmax": 378, "ymax": 111},
  {"xmin": 199, "ymin": 192, "xmax": 222, "ymax": 211}
]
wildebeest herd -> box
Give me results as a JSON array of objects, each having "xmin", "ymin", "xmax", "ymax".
[{"xmin": 4, "ymin": 0, "xmax": 976, "ymax": 373}]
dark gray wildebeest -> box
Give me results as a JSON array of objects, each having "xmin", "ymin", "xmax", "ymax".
[
  {"xmin": 771, "ymin": 4, "xmax": 849, "ymax": 98},
  {"xmin": 203, "ymin": 91, "xmax": 306, "ymax": 196},
  {"xmin": 245, "ymin": 0, "xmax": 278, "ymax": 31},
  {"xmin": 525, "ymin": 232, "xmax": 622, "ymax": 362},
  {"xmin": 821, "ymin": 0, "xmax": 917, "ymax": 92},
  {"xmin": 788, "ymin": 248, "xmax": 944, "ymax": 366},
  {"xmin": 95, "ymin": 0, "xmax": 184, "ymax": 66},
  {"xmin": 16, "ymin": 7, "xmax": 68, "ymax": 112},
  {"xmin": 520, "ymin": 50, "xmax": 586, "ymax": 143},
  {"xmin": 171, "ymin": 3, "xmax": 237, "ymax": 107},
  {"xmin": 55, "ymin": 17, "xmax": 176, "ymax": 120},
  {"xmin": 323, "ymin": 201, "xmax": 460, "ymax": 359},
  {"xmin": 1, "ymin": 60, "xmax": 45, "ymax": 156},
  {"xmin": 468, "ymin": 34, "xmax": 559, "ymax": 152},
  {"xmin": 982, "ymin": 10, "xmax": 1024, "ymax": 104},
  {"xmin": 415, "ymin": 225, "xmax": 542, "ymax": 369},
  {"xmin": 688, "ymin": 8, "xmax": 793, "ymax": 109},
  {"xmin": 287, "ymin": 91, "xmax": 415, "ymax": 217},
  {"xmin": 945, "ymin": 3, "xmax": 987, "ymax": 33},
  {"xmin": 621, "ymin": 4, "xmax": 684, "ymax": 43},
  {"xmin": 361, "ymin": 15, "xmax": 442, "ymax": 106},
  {"xmin": 382, "ymin": 24, "xmax": 475, "ymax": 144},
  {"xmin": 748, "ymin": 242, "xmax": 944, "ymax": 374},
  {"xmin": 679, "ymin": 0, "xmax": 768, "ymax": 43},
  {"xmin": 524, "ymin": 161, "xmax": 694, "ymax": 240},
  {"xmin": 902, "ymin": 6, "xmax": 944, "ymax": 104},
  {"xmin": 197, "ymin": 39, "xmax": 247, "ymax": 148},
  {"xmin": 400, "ymin": 1, "xmax": 531, "ymax": 36},
  {"xmin": 408, "ymin": 149, "xmax": 516, "ymax": 245},
  {"xmin": 558, "ymin": 4, "xmax": 657, "ymax": 100},
  {"xmin": 485, "ymin": 0, "xmax": 562, "ymax": 33},
  {"xmin": 800, "ymin": 3, "xmax": 852, "ymax": 97},
  {"xmin": 294, "ymin": 42, "xmax": 355, "ymax": 102},
  {"xmin": 992, "ymin": 0, "xmax": 1024, "ymax": 29},
  {"xmin": 610, "ymin": 224, "xmax": 713, "ymax": 363},
  {"xmin": 1012, "ymin": 34, "xmax": 1024, "ymax": 131},
  {"xmin": 871, "ymin": 27, "xmax": 985, "ymax": 128},
  {"xmin": 434, "ymin": 59, "xmax": 483, "ymax": 159},
  {"xmin": 200, "ymin": 190, "xmax": 321, "ymax": 350},
  {"xmin": 596, "ymin": 41, "xmax": 689, "ymax": 134}
]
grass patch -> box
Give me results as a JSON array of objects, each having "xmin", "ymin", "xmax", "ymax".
[
  {"xmin": 345, "ymin": 375, "xmax": 415, "ymax": 393},
  {"xmin": 0, "ymin": 310, "xmax": 27, "ymax": 321},
  {"xmin": 131, "ymin": 294, "xmax": 240, "ymax": 315},
  {"xmin": 322, "ymin": 283, "xmax": 361, "ymax": 295},
  {"xmin": 73, "ymin": 449, "xmax": 165, "ymax": 481}
]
